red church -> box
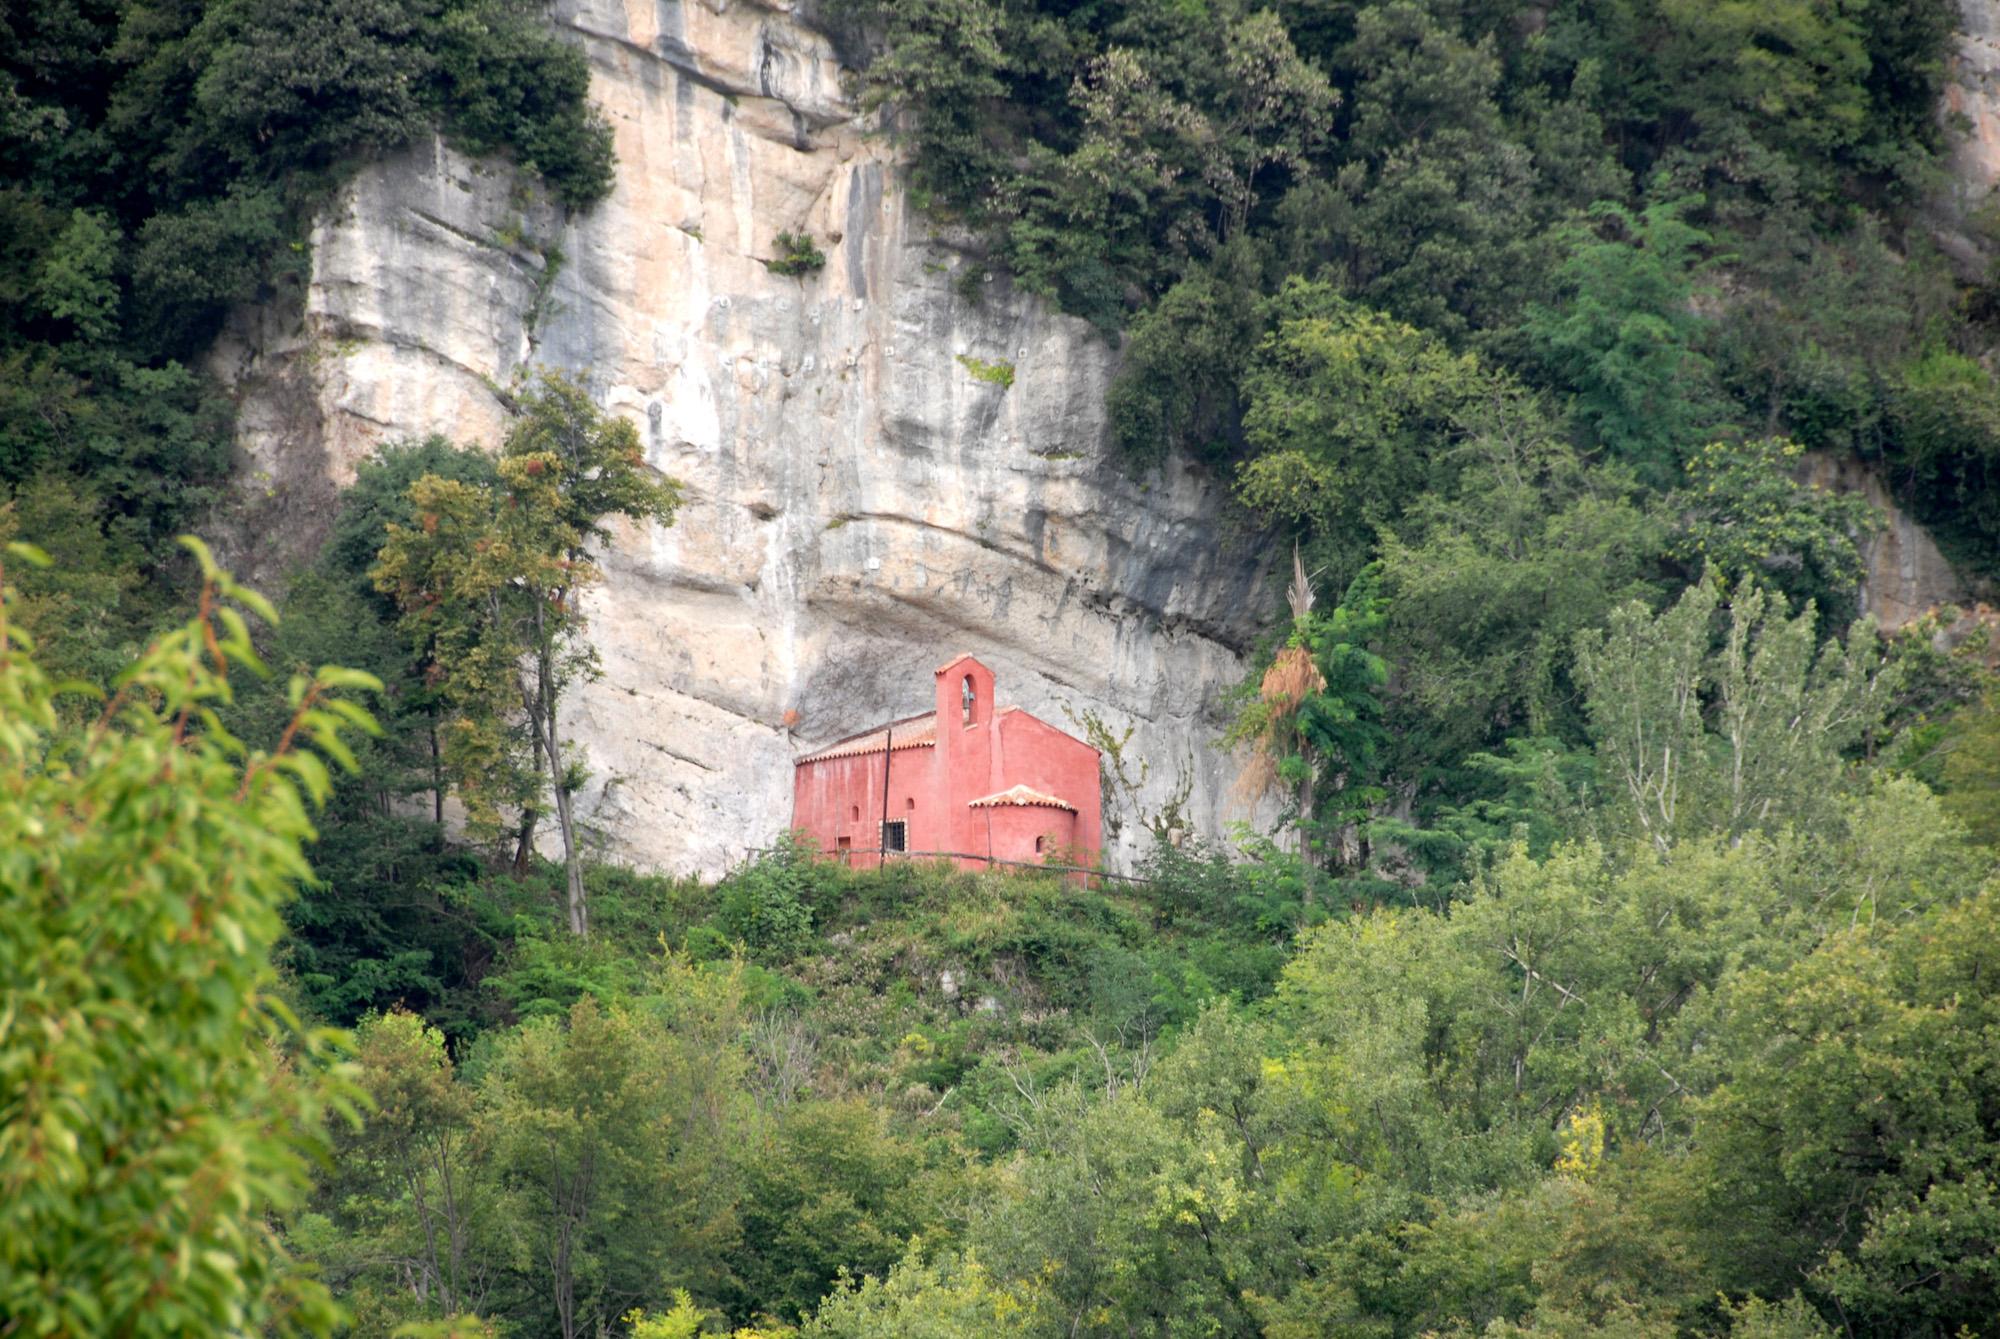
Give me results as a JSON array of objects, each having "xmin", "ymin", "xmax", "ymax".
[{"xmin": 792, "ymin": 654, "xmax": 1102, "ymax": 869}]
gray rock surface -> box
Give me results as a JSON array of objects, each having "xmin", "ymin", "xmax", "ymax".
[
  {"xmin": 1939, "ymin": 0, "xmax": 2000, "ymax": 269},
  {"xmin": 1803, "ymin": 454, "xmax": 1971, "ymax": 629},
  {"xmin": 209, "ymin": 0, "xmax": 1273, "ymax": 877}
]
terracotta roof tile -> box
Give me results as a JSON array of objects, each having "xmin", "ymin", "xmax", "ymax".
[
  {"xmin": 966, "ymin": 783, "xmax": 1077, "ymax": 812},
  {"xmin": 796, "ymin": 712, "xmax": 939, "ymax": 764}
]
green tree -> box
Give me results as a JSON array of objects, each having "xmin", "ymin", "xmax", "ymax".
[
  {"xmin": 1288, "ymin": 0, "xmax": 1566, "ymax": 341},
  {"xmin": 804, "ymin": 1245, "xmax": 1048, "ymax": 1339},
  {"xmin": 1572, "ymin": 575, "xmax": 1888, "ymax": 852},
  {"xmin": 0, "ymin": 537, "xmax": 377, "ymax": 1336},
  {"xmin": 1665, "ymin": 438, "xmax": 1877, "ymax": 622},
  {"xmin": 31, "ymin": 208, "xmax": 121, "ymax": 345},
  {"xmin": 839, "ymin": 0, "xmax": 1006, "ymax": 206},
  {"xmin": 1882, "ymin": 346, "xmax": 2000, "ymax": 570},
  {"xmin": 1105, "ymin": 251, "xmax": 1260, "ymax": 466},
  {"xmin": 330, "ymin": 435, "xmax": 503, "ymax": 828},
  {"xmin": 1372, "ymin": 394, "xmax": 1662, "ymax": 770},
  {"xmin": 307, "ymin": 1009, "xmax": 494, "ymax": 1327},
  {"xmin": 1936, "ymin": 694, "xmax": 2000, "ymax": 846},
  {"xmin": 0, "ymin": 475, "xmax": 148, "ymax": 690},
  {"xmin": 481, "ymin": 974, "xmax": 747, "ymax": 1339},
  {"xmin": 1697, "ymin": 884, "xmax": 2000, "ymax": 1333},
  {"xmin": 971, "ymin": 1085, "xmax": 1259, "ymax": 1338},
  {"xmin": 1526, "ymin": 198, "xmax": 1722, "ymax": 480},
  {"xmin": 374, "ymin": 375, "xmax": 682, "ymax": 936},
  {"xmin": 429, "ymin": 0, "xmax": 616, "ymax": 207},
  {"xmin": 1235, "ymin": 279, "xmax": 1500, "ymax": 591},
  {"xmin": 730, "ymin": 1099, "xmax": 934, "ymax": 1324}
]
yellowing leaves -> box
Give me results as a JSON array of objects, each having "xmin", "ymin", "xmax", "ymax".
[{"xmin": 1555, "ymin": 1102, "xmax": 1606, "ymax": 1180}]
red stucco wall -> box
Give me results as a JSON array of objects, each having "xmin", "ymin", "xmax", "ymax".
[
  {"xmin": 790, "ymin": 742, "xmax": 939, "ymax": 868},
  {"xmin": 791, "ymin": 655, "xmax": 1102, "ymax": 869},
  {"xmin": 977, "ymin": 805, "xmax": 1077, "ymax": 861},
  {"xmin": 989, "ymin": 709, "xmax": 1102, "ymax": 864}
]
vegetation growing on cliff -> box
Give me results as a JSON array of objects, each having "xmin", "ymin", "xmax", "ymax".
[
  {"xmin": 10, "ymin": 1, "xmax": 2000, "ymax": 1337},
  {"xmin": 765, "ymin": 230, "xmax": 830, "ymax": 277},
  {"xmin": 0, "ymin": 0, "xmax": 612, "ymax": 636},
  {"xmin": 839, "ymin": 0, "xmax": 2000, "ymax": 898},
  {"xmin": 372, "ymin": 374, "xmax": 682, "ymax": 936}
]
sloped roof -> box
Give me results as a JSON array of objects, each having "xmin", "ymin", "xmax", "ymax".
[
  {"xmin": 967, "ymin": 784, "xmax": 1077, "ymax": 812},
  {"xmin": 796, "ymin": 712, "xmax": 939, "ymax": 764}
]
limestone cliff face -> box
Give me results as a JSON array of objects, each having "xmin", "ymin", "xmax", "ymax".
[
  {"xmin": 1943, "ymin": 0, "xmax": 2000, "ymax": 270},
  {"xmin": 210, "ymin": 0, "xmax": 1271, "ymax": 876},
  {"xmin": 1803, "ymin": 455, "xmax": 1969, "ymax": 629}
]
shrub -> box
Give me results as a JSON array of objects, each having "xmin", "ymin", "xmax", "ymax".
[
  {"xmin": 955, "ymin": 354, "xmax": 1015, "ymax": 387},
  {"xmin": 765, "ymin": 230, "xmax": 827, "ymax": 278},
  {"xmin": 718, "ymin": 839, "xmax": 820, "ymax": 962}
]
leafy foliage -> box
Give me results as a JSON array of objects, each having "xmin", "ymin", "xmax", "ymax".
[
  {"xmin": 0, "ymin": 0, "xmax": 612, "ymax": 645},
  {"xmin": 1233, "ymin": 279, "xmax": 1505, "ymax": 591},
  {"xmin": 1572, "ymin": 575, "xmax": 1889, "ymax": 852},
  {"xmin": 766, "ymin": 231, "xmax": 829, "ymax": 278},
  {"xmin": 0, "ymin": 540, "xmax": 377, "ymax": 1335},
  {"xmin": 373, "ymin": 374, "xmax": 682, "ymax": 936},
  {"xmin": 1524, "ymin": 198, "xmax": 1721, "ymax": 480},
  {"xmin": 1697, "ymin": 883, "xmax": 2000, "ymax": 1333},
  {"xmin": 13, "ymin": 1, "xmax": 2000, "ymax": 1334},
  {"xmin": 1666, "ymin": 438, "xmax": 1877, "ymax": 620}
]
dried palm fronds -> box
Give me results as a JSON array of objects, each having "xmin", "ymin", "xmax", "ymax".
[
  {"xmin": 1261, "ymin": 644, "xmax": 1325, "ymax": 714},
  {"xmin": 1261, "ymin": 544, "xmax": 1325, "ymax": 712},
  {"xmin": 1285, "ymin": 540, "xmax": 1316, "ymax": 624}
]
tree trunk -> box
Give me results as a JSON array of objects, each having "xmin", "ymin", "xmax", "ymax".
[
  {"xmin": 430, "ymin": 720, "xmax": 445, "ymax": 831},
  {"xmin": 513, "ymin": 808, "xmax": 540, "ymax": 875},
  {"xmin": 514, "ymin": 649, "xmax": 551, "ymax": 874},
  {"xmin": 528, "ymin": 616, "xmax": 588, "ymax": 938},
  {"xmin": 554, "ymin": 773, "xmax": 586, "ymax": 938},
  {"xmin": 1298, "ymin": 766, "xmax": 1315, "ymax": 912}
]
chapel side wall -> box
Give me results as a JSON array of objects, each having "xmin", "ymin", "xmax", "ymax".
[
  {"xmin": 793, "ymin": 753, "xmax": 872, "ymax": 863},
  {"xmin": 885, "ymin": 747, "xmax": 944, "ymax": 856},
  {"xmin": 795, "ymin": 748, "xmax": 939, "ymax": 867},
  {"xmin": 995, "ymin": 712, "xmax": 1103, "ymax": 863}
]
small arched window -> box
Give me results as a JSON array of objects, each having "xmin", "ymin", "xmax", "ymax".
[
  {"xmin": 1034, "ymin": 836, "xmax": 1045, "ymax": 854},
  {"xmin": 850, "ymin": 804, "xmax": 860, "ymax": 821},
  {"xmin": 906, "ymin": 797, "xmax": 916, "ymax": 812},
  {"xmin": 961, "ymin": 674, "xmax": 977, "ymax": 726}
]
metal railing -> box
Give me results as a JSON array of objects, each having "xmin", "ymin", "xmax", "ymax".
[{"xmin": 746, "ymin": 846, "xmax": 1152, "ymax": 887}]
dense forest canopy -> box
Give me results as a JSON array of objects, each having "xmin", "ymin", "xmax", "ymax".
[{"xmin": 6, "ymin": 1, "xmax": 2000, "ymax": 1337}]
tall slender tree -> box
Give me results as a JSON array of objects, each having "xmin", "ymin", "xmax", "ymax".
[
  {"xmin": 374, "ymin": 374, "xmax": 681, "ymax": 936},
  {"xmin": 1237, "ymin": 546, "xmax": 1388, "ymax": 909}
]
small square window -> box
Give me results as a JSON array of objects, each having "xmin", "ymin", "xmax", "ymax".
[{"xmin": 881, "ymin": 820, "xmax": 907, "ymax": 853}]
